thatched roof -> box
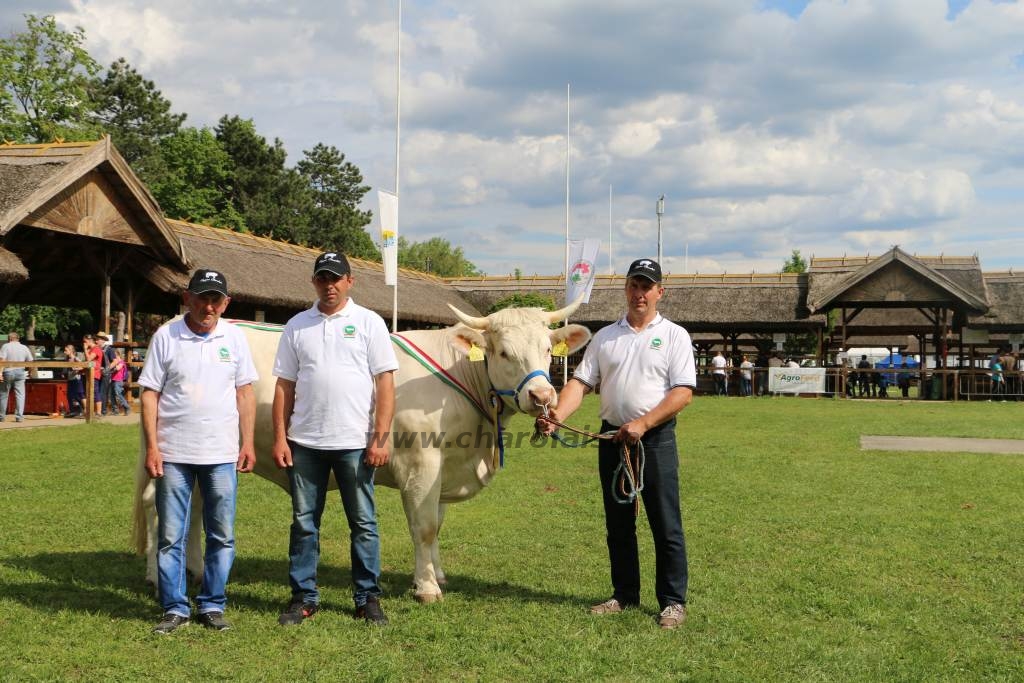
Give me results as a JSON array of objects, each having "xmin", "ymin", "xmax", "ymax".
[
  {"xmin": 137, "ymin": 220, "xmax": 480, "ymax": 324},
  {"xmin": 971, "ymin": 273, "xmax": 1024, "ymax": 328},
  {"xmin": 806, "ymin": 248, "xmax": 988, "ymax": 313},
  {"xmin": 0, "ymin": 245, "xmax": 28, "ymax": 284},
  {"xmin": 0, "ymin": 139, "xmax": 185, "ymax": 266},
  {"xmin": 447, "ymin": 272, "xmax": 825, "ymax": 331}
]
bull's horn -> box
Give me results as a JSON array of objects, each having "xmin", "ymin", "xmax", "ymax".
[
  {"xmin": 545, "ymin": 295, "xmax": 584, "ymax": 324},
  {"xmin": 448, "ymin": 304, "xmax": 491, "ymax": 330}
]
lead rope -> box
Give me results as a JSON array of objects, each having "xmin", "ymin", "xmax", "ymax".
[{"xmin": 535, "ymin": 404, "xmax": 645, "ymax": 517}]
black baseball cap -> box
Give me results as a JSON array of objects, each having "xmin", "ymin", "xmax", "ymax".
[
  {"xmin": 187, "ymin": 268, "xmax": 229, "ymax": 296},
  {"xmin": 314, "ymin": 251, "xmax": 350, "ymax": 277},
  {"xmin": 626, "ymin": 258, "xmax": 662, "ymax": 283}
]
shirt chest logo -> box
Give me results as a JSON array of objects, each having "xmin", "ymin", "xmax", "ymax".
[
  {"xmin": 343, "ymin": 325, "xmax": 357, "ymax": 338},
  {"xmin": 218, "ymin": 346, "xmax": 232, "ymax": 362},
  {"xmin": 650, "ymin": 337, "xmax": 663, "ymax": 350}
]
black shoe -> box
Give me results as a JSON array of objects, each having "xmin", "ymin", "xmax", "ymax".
[
  {"xmin": 278, "ymin": 599, "xmax": 318, "ymax": 626},
  {"xmin": 355, "ymin": 597, "xmax": 388, "ymax": 625},
  {"xmin": 153, "ymin": 613, "xmax": 190, "ymax": 634},
  {"xmin": 197, "ymin": 611, "xmax": 231, "ymax": 631}
]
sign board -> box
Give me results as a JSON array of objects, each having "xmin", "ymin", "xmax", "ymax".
[
  {"xmin": 768, "ymin": 367, "xmax": 826, "ymax": 394},
  {"xmin": 962, "ymin": 328, "xmax": 989, "ymax": 344}
]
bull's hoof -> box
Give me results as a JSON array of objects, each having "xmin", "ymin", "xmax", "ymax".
[{"xmin": 414, "ymin": 591, "xmax": 444, "ymax": 604}]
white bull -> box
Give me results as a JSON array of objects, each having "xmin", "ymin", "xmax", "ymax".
[{"xmin": 133, "ymin": 302, "xmax": 591, "ymax": 602}]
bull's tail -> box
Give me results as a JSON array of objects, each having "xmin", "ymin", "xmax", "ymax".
[{"xmin": 131, "ymin": 440, "xmax": 150, "ymax": 556}]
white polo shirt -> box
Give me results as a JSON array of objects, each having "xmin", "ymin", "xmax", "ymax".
[
  {"xmin": 573, "ymin": 313, "xmax": 696, "ymax": 427},
  {"xmin": 273, "ymin": 298, "xmax": 399, "ymax": 450},
  {"xmin": 138, "ymin": 317, "xmax": 259, "ymax": 465}
]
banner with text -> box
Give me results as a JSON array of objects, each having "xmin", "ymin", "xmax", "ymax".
[
  {"xmin": 768, "ymin": 367, "xmax": 826, "ymax": 394},
  {"xmin": 565, "ymin": 238, "xmax": 601, "ymax": 304},
  {"xmin": 378, "ymin": 190, "xmax": 398, "ymax": 286}
]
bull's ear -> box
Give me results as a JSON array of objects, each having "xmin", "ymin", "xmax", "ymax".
[
  {"xmin": 450, "ymin": 327, "xmax": 488, "ymax": 356},
  {"xmin": 550, "ymin": 324, "xmax": 591, "ymax": 355}
]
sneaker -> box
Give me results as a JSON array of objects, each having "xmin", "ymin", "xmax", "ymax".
[
  {"xmin": 278, "ymin": 599, "xmax": 318, "ymax": 626},
  {"xmin": 590, "ymin": 597, "xmax": 631, "ymax": 615},
  {"xmin": 355, "ymin": 597, "xmax": 388, "ymax": 625},
  {"xmin": 658, "ymin": 603, "xmax": 686, "ymax": 630},
  {"xmin": 197, "ymin": 611, "xmax": 231, "ymax": 631},
  {"xmin": 153, "ymin": 613, "xmax": 190, "ymax": 634}
]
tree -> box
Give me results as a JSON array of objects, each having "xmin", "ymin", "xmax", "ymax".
[
  {"xmin": 0, "ymin": 14, "xmax": 101, "ymax": 142},
  {"xmin": 0, "ymin": 304, "xmax": 92, "ymax": 341},
  {"xmin": 296, "ymin": 143, "xmax": 377, "ymax": 259},
  {"xmin": 487, "ymin": 292, "xmax": 555, "ymax": 314},
  {"xmin": 213, "ymin": 116, "xmax": 314, "ymax": 244},
  {"xmin": 91, "ymin": 57, "xmax": 185, "ymax": 168},
  {"xmin": 398, "ymin": 236, "xmax": 482, "ymax": 277},
  {"xmin": 146, "ymin": 126, "xmax": 245, "ymax": 230},
  {"xmin": 782, "ymin": 249, "xmax": 807, "ymax": 273}
]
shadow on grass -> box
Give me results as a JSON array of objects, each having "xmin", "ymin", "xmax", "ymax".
[{"xmin": 1, "ymin": 551, "xmax": 580, "ymax": 617}]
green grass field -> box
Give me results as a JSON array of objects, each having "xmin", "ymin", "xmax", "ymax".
[{"xmin": 2, "ymin": 396, "xmax": 1023, "ymax": 681}]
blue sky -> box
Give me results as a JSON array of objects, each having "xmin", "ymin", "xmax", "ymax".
[{"xmin": 2, "ymin": 0, "xmax": 1023, "ymax": 277}]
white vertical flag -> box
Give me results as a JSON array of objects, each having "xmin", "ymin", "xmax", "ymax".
[
  {"xmin": 378, "ymin": 189, "xmax": 399, "ymax": 286},
  {"xmin": 565, "ymin": 238, "xmax": 601, "ymax": 304}
]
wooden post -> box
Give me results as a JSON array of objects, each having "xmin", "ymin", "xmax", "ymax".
[
  {"xmin": 126, "ymin": 281, "xmax": 134, "ymax": 342},
  {"xmin": 85, "ymin": 366, "xmax": 94, "ymax": 424}
]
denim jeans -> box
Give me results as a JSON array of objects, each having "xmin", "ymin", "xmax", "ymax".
[
  {"xmin": 286, "ymin": 441, "xmax": 382, "ymax": 607},
  {"xmin": 740, "ymin": 377, "xmax": 752, "ymax": 397},
  {"xmin": 156, "ymin": 462, "xmax": 238, "ymax": 617},
  {"xmin": 1, "ymin": 369, "xmax": 27, "ymax": 420},
  {"xmin": 599, "ymin": 419, "xmax": 688, "ymax": 609},
  {"xmin": 112, "ymin": 380, "xmax": 130, "ymax": 413}
]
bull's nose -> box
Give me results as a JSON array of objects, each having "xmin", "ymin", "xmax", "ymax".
[{"xmin": 528, "ymin": 387, "xmax": 555, "ymax": 407}]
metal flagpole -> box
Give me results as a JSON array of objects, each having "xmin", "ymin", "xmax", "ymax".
[
  {"xmin": 563, "ymin": 83, "xmax": 570, "ymax": 387},
  {"xmin": 392, "ymin": 0, "xmax": 401, "ymax": 332}
]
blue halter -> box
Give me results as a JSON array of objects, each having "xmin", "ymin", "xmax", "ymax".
[
  {"xmin": 492, "ymin": 369, "xmax": 551, "ymax": 407},
  {"xmin": 488, "ymin": 368, "xmax": 551, "ymax": 468}
]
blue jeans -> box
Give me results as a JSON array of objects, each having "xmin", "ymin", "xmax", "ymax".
[
  {"xmin": 286, "ymin": 441, "xmax": 382, "ymax": 607},
  {"xmin": 599, "ymin": 419, "xmax": 688, "ymax": 609},
  {"xmin": 156, "ymin": 462, "xmax": 238, "ymax": 617},
  {"xmin": 741, "ymin": 377, "xmax": 752, "ymax": 396},
  {"xmin": 112, "ymin": 380, "xmax": 130, "ymax": 413},
  {"xmin": 1, "ymin": 369, "xmax": 27, "ymax": 420}
]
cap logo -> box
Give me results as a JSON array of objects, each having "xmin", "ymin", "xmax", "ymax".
[
  {"xmin": 201, "ymin": 271, "xmax": 222, "ymax": 282},
  {"xmin": 322, "ymin": 253, "xmax": 340, "ymax": 263},
  {"xmin": 637, "ymin": 260, "xmax": 654, "ymax": 270}
]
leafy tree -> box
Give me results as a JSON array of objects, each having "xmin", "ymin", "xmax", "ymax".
[
  {"xmin": 91, "ymin": 57, "xmax": 185, "ymax": 167},
  {"xmin": 487, "ymin": 292, "xmax": 556, "ymax": 314},
  {"xmin": 0, "ymin": 304, "xmax": 92, "ymax": 341},
  {"xmin": 215, "ymin": 116, "xmax": 301, "ymax": 238},
  {"xmin": 0, "ymin": 14, "xmax": 101, "ymax": 142},
  {"xmin": 296, "ymin": 143, "xmax": 377, "ymax": 259},
  {"xmin": 782, "ymin": 249, "xmax": 807, "ymax": 273},
  {"xmin": 780, "ymin": 248, "xmax": 816, "ymax": 357},
  {"xmin": 398, "ymin": 236, "xmax": 481, "ymax": 277},
  {"xmin": 146, "ymin": 126, "xmax": 244, "ymax": 230}
]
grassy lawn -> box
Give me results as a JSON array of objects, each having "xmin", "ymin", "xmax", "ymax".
[{"xmin": 1, "ymin": 396, "xmax": 1023, "ymax": 681}]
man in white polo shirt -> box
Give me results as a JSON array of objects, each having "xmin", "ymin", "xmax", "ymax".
[
  {"xmin": 1, "ymin": 331, "xmax": 34, "ymax": 422},
  {"xmin": 272, "ymin": 251, "xmax": 398, "ymax": 626},
  {"xmin": 538, "ymin": 258, "xmax": 696, "ymax": 630},
  {"xmin": 139, "ymin": 269, "xmax": 258, "ymax": 635}
]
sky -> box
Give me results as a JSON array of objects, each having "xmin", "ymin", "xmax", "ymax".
[{"xmin": 3, "ymin": 0, "xmax": 1024, "ymax": 277}]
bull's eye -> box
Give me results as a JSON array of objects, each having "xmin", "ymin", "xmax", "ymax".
[{"xmin": 500, "ymin": 350, "xmax": 509, "ymax": 359}]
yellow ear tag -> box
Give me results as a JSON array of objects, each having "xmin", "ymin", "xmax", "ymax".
[
  {"xmin": 552, "ymin": 341, "xmax": 569, "ymax": 357},
  {"xmin": 468, "ymin": 344, "xmax": 485, "ymax": 362}
]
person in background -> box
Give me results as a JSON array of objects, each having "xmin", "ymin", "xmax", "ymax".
[
  {"xmin": 1, "ymin": 331, "xmax": 35, "ymax": 423},
  {"xmin": 62, "ymin": 343, "xmax": 85, "ymax": 418},
  {"xmin": 711, "ymin": 350, "xmax": 728, "ymax": 396},
  {"xmin": 110, "ymin": 348, "xmax": 132, "ymax": 416},
  {"xmin": 897, "ymin": 361, "xmax": 911, "ymax": 399},
  {"xmin": 83, "ymin": 334, "xmax": 103, "ymax": 415},
  {"xmin": 739, "ymin": 355, "xmax": 754, "ymax": 397}
]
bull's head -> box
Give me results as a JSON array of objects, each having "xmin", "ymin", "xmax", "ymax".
[{"xmin": 447, "ymin": 298, "xmax": 592, "ymax": 415}]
